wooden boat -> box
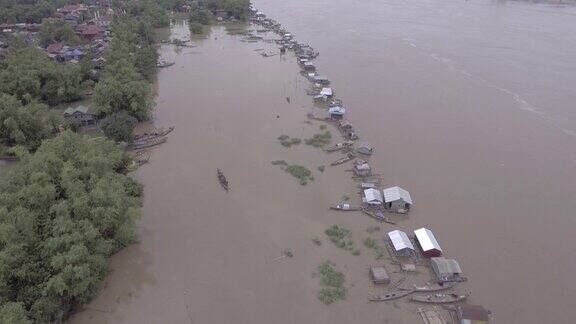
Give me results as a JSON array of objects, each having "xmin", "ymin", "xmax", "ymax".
[
  {"xmin": 130, "ymin": 137, "xmax": 167, "ymax": 150},
  {"xmin": 410, "ymin": 292, "xmax": 471, "ymax": 304},
  {"xmin": 330, "ymin": 153, "xmax": 356, "ymax": 166},
  {"xmin": 134, "ymin": 126, "xmax": 175, "ymax": 141},
  {"xmin": 217, "ymin": 168, "xmax": 229, "ymax": 191},
  {"xmin": 157, "ymin": 60, "xmax": 175, "ymax": 68},
  {"xmin": 325, "ymin": 141, "xmax": 353, "ymax": 152},
  {"xmin": 368, "ymin": 289, "xmax": 413, "ymax": 302},
  {"xmin": 329, "ymin": 203, "xmax": 361, "ymax": 211},
  {"xmin": 413, "ymin": 281, "xmax": 457, "ymax": 292},
  {"xmin": 361, "ymin": 208, "xmax": 396, "ymax": 224}
]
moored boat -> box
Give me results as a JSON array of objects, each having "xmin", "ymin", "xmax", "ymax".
[
  {"xmin": 413, "ymin": 281, "xmax": 457, "ymax": 292},
  {"xmin": 329, "ymin": 203, "xmax": 361, "ymax": 211},
  {"xmin": 134, "ymin": 126, "xmax": 175, "ymax": 141},
  {"xmin": 410, "ymin": 292, "xmax": 471, "ymax": 304},
  {"xmin": 368, "ymin": 289, "xmax": 413, "ymax": 302},
  {"xmin": 330, "ymin": 153, "xmax": 356, "ymax": 166},
  {"xmin": 325, "ymin": 141, "xmax": 354, "ymax": 152}
]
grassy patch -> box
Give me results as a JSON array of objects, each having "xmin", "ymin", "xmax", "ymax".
[
  {"xmin": 285, "ymin": 164, "xmax": 314, "ymax": 185},
  {"xmin": 278, "ymin": 134, "xmax": 301, "ymax": 147},
  {"xmin": 305, "ymin": 131, "xmax": 331, "ymax": 148},
  {"xmin": 271, "ymin": 161, "xmax": 314, "ymax": 185},
  {"xmin": 324, "ymin": 225, "xmax": 357, "ymax": 253},
  {"xmin": 316, "ymin": 261, "xmax": 347, "ymax": 304},
  {"xmin": 363, "ymin": 237, "xmax": 378, "ymax": 249},
  {"xmin": 320, "ymin": 124, "xmax": 326, "ymax": 130}
]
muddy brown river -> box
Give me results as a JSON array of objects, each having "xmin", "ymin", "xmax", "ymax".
[{"xmin": 68, "ymin": 1, "xmax": 576, "ymax": 323}]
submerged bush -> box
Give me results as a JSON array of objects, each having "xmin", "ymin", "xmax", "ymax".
[
  {"xmin": 316, "ymin": 261, "xmax": 347, "ymax": 304},
  {"xmin": 305, "ymin": 131, "xmax": 331, "ymax": 148}
]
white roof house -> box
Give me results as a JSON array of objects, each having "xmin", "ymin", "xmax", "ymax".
[
  {"xmin": 383, "ymin": 186, "xmax": 413, "ymax": 205},
  {"xmin": 320, "ymin": 87, "xmax": 333, "ymax": 97},
  {"xmin": 363, "ymin": 188, "xmax": 383, "ymax": 205},
  {"xmin": 414, "ymin": 228, "xmax": 443, "ymax": 257},
  {"xmin": 388, "ymin": 230, "xmax": 415, "ymax": 252},
  {"xmin": 328, "ymin": 106, "xmax": 345, "ymax": 116}
]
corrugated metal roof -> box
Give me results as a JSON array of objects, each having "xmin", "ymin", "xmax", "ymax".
[
  {"xmin": 414, "ymin": 228, "xmax": 442, "ymax": 253},
  {"xmin": 320, "ymin": 88, "xmax": 332, "ymax": 96},
  {"xmin": 328, "ymin": 107, "xmax": 345, "ymax": 115},
  {"xmin": 431, "ymin": 257, "xmax": 462, "ymax": 275},
  {"xmin": 388, "ymin": 230, "xmax": 415, "ymax": 251},
  {"xmin": 383, "ymin": 186, "xmax": 413, "ymax": 205},
  {"xmin": 64, "ymin": 105, "xmax": 89, "ymax": 115},
  {"xmin": 364, "ymin": 188, "xmax": 382, "ymax": 204}
]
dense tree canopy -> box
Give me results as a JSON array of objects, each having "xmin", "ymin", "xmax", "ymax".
[
  {"xmin": 38, "ymin": 20, "xmax": 82, "ymax": 48},
  {"xmin": 93, "ymin": 17, "xmax": 157, "ymax": 121},
  {"xmin": 0, "ymin": 132, "xmax": 143, "ymax": 323},
  {"xmin": 0, "ymin": 0, "xmax": 67, "ymax": 24},
  {"xmin": 0, "ymin": 94, "xmax": 49, "ymax": 151},
  {"xmin": 0, "ymin": 46, "xmax": 83, "ymax": 106},
  {"xmin": 100, "ymin": 111, "xmax": 138, "ymax": 143}
]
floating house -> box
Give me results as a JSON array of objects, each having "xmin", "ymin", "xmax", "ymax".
[
  {"xmin": 353, "ymin": 160, "xmax": 372, "ymax": 177},
  {"xmin": 302, "ymin": 61, "xmax": 315, "ymax": 71},
  {"xmin": 383, "ymin": 186, "xmax": 412, "ymax": 213},
  {"xmin": 357, "ymin": 142, "xmax": 374, "ymax": 155},
  {"xmin": 363, "ymin": 188, "xmax": 383, "ymax": 206},
  {"xmin": 338, "ymin": 120, "xmax": 358, "ymax": 140},
  {"xmin": 457, "ymin": 304, "xmax": 492, "ymax": 324},
  {"xmin": 328, "ymin": 106, "xmax": 345, "ymax": 120},
  {"xmin": 312, "ymin": 75, "xmax": 330, "ymax": 85},
  {"xmin": 430, "ymin": 257, "xmax": 462, "ymax": 282},
  {"xmin": 63, "ymin": 105, "xmax": 95, "ymax": 126},
  {"xmin": 388, "ymin": 230, "xmax": 415, "ymax": 256},
  {"xmin": 319, "ymin": 87, "xmax": 333, "ymax": 97},
  {"xmin": 414, "ymin": 228, "xmax": 443, "ymax": 257},
  {"xmin": 370, "ymin": 266, "xmax": 390, "ymax": 284}
]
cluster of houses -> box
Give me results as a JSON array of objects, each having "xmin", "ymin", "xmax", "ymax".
[
  {"xmin": 43, "ymin": 4, "xmax": 112, "ymax": 64},
  {"xmin": 0, "ymin": 1, "xmax": 113, "ymax": 66}
]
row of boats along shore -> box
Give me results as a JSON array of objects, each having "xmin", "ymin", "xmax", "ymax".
[{"xmin": 245, "ymin": 6, "xmax": 493, "ymax": 323}]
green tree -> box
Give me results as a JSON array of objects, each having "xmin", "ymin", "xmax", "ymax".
[
  {"xmin": 38, "ymin": 20, "xmax": 81, "ymax": 48},
  {"xmin": 0, "ymin": 46, "xmax": 83, "ymax": 105},
  {"xmin": 100, "ymin": 111, "xmax": 138, "ymax": 143},
  {"xmin": 0, "ymin": 303, "xmax": 31, "ymax": 324},
  {"xmin": 93, "ymin": 58, "xmax": 153, "ymax": 121},
  {"xmin": 0, "ymin": 94, "xmax": 49, "ymax": 150},
  {"xmin": 0, "ymin": 132, "xmax": 143, "ymax": 322}
]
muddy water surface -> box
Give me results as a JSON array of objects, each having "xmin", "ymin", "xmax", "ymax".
[{"xmin": 72, "ymin": 1, "xmax": 576, "ymax": 323}]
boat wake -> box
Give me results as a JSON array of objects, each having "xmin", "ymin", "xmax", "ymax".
[{"xmin": 402, "ymin": 38, "xmax": 576, "ymax": 137}]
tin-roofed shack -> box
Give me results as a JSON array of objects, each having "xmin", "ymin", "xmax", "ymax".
[
  {"xmin": 388, "ymin": 230, "xmax": 415, "ymax": 256},
  {"xmin": 414, "ymin": 228, "xmax": 443, "ymax": 257},
  {"xmin": 370, "ymin": 266, "xmax": 390, "ymax": 284},
  {"xmin": 363, "ymin": 188, "xmax": 383, "ymax": 206},
  {"xmin": 383, "ymin": 186, "xmax": 412, "ymax": 213},
  {"xmin": 458, "ymin": 304, "xmax": 492, "ymax": 323},
  {"xmin": 430, "ymin": 257, "xmax": 462, "ymax": 282},
  {"xmin": 353, "ymin": 159, "xmax": 372, "ymax": 177},
  {"xmin": 63, "ymin": 105, "xmax": 95, "ymax": 126}
]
